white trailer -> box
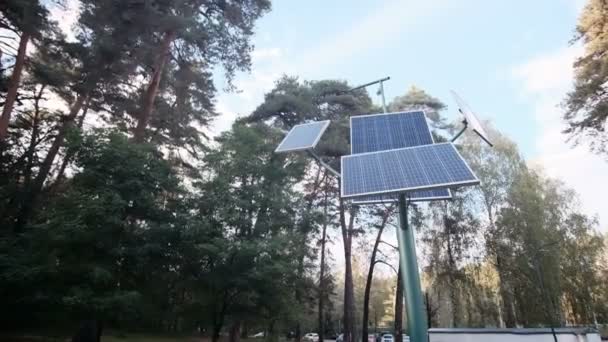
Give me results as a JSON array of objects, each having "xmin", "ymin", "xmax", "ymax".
[{"xmin": 428, "ymin": 328, "xmax": 602, "ymax": 342}]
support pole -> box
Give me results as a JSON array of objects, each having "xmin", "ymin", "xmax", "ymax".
[
  {"xmin": 380, "ymin": 81, "xmax": 387, "ymax": 113},
  {"xmin": 396, "ymin": 194, "xmax": 427, "ymax": 342}
]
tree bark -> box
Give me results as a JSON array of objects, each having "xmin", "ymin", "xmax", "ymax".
[
  {"xmin": 71, "ymin": 319, "xmax": 103, "ymax": 342},
  {"xmin": 133, "ymin": 30, "xmax": 175, "ymax": 143},
  {"xmin": 340, "ymin": 199, "xmax": 357, "ymax": 342},
  {"xmin": 444, "ymin": 215, "xmax": 459, "ymax": 327},
  {"xmin": 496, "ymin": 255, "xmax": 516, "ymax": 327},
  {"xmin": 362, "ymin": 210, "xmax": 391, "ymax": 342},
  {"xmin": 394, "ymin": 265, "xmax": 403, "ymax": 342},
  {"xmin": 212, "ymin": 294, "xmax": 227, "ymax": 342},
  {"xmin": 318, "ymin": 183, "xmax": 329, "ymax": 342},
  {"xmin": 229, "ymin": 320, "xmax": 241, "ymax": 342},
  {"xmin": 0, "ymin": 31, "xmax": 30, "ymax": 141},
  {"xmin": 23, "ymin": 85, "xmax": 46, "ymax": 189},
  {"xmin": 14, "ymin": 92, "xmax": 89, "ymax": 231},
  {"xmin": 52, "ymin": 98, "xmax": 91, "ymax": 188}
]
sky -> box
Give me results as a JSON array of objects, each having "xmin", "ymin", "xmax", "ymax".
[{"xmin": 213, "ymin": 0, "xmax": 608, "ymax": 232}]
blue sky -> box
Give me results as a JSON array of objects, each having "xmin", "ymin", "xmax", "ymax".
[
  {"xmin": 214, "ymin": 0, "xmax": 608, "ymax": 231},
  {"xmin": 49, "ymin": 0, "xmax": 605, "ymax": 230}
]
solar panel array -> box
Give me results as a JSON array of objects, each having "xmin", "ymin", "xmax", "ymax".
[
  {"xmin": 350, "ymin": 111, "xmax": 433, "ymax": 154},
  {"xmin": 352, "ymin": 188, "xmax": 452, "ymax": 205},
  {"xmin": 341, "ymin": 143, "xmax": 479, "ymax": 198},
  {"xmin": 275, "ymin": 120, "xmax": 330, "ymax": 153},
  {"xmin": 450, "ymin": 90, "xmax": 493, "ymax": 147},
  {"xmin": 349, "ymin": 111, "xmax": 454, "ymax": 203}
]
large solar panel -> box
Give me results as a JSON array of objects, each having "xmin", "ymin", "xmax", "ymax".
[
  {"xmin": 350, "ymin": 111, "xmax": 433, "ymax": 154},
  {"xmin": 275, "ymin": 120, "xmax": 330, "ymax": 153},
  {"xmin": 450, "ymin": 90, "xmax": 493, "ymax": 147},
  {"xmin": 352, "ymin": 188, "xmax": 452, "ymax": 205},
  {"xmin": 341, "ymin": 143, "xmax": 479, "ymax": 198}
]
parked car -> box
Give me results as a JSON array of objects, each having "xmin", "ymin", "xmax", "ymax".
[
  {"xmin": 376, "ymin": 332, "xmax": 391, "ymax": 342},
  {"xmin": 367, "ymin": 334, "xmax": 376, "ymax": 342},
  {"xmin": 251, "ymin": 332, "xmax": 265, "ymax": 338},
  {"xmin": 402, "ymin": 335, "xmax": 410, "ymax": 342},
  {"xmin": 381, "ymin": 333, "xmax": 394, "ymax": 342},
  {"xmin": 304, "ymin": 332, "xmax": 319, "ymax": 342},
  {"xmin": 336, "ymin": 333, "xmax": 343, "ymax": 342}
]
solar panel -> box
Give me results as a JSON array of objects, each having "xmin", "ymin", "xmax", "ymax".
[
  {"xmin": 350, "ymin": 111, "xmax": 433, "ymax": 154},
  {"xmin": 450, "ymin": 90, "xmax": 493, "ymax": 147},
  {"xmin": 341, "ymin": 142, "xmax": 479, "ymax": 198},
  {"xmin": 275, "ymin": 120, "xmax": 330, "ymax": 153},
  {"xmin": 351, "ymin": 188, "xmax": 452, "ymax": 205}
]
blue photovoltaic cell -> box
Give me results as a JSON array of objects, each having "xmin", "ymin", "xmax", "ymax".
[
  {"xmin": 341, "ymin": 143, "xmax": 479, "ymax": 198},
  {"xmin": 352, "ymin": 188, "xmax": 452, "ymax": 204},
  {"xmin": 350, "ymin": 111, "xmax": 433, "ymax": 154},
  {"xmin": 275, "ymin": 120, "xmax": 330, "ymax": 153}
]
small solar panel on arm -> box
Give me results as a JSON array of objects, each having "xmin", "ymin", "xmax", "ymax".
[
  {"xmin": 341, "ymin": 143, "xmax": 479, "ymax": 199},
  {"xmin": 275, "ymin": 120, "xmax": 330, "ymax": 153}
]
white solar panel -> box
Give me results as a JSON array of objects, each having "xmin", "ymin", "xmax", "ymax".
[
  {"xmin": 341, "ymin": 143, "xmax": 479, "ymax": 198},
  {"xmin": 450, "ymin": 90, "xmax": 493, "ymax": 147},
  {"xmin": 275, "ymin": 120, "xmax": 330, "ymax": 153}
]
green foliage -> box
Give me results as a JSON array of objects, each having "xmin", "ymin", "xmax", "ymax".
[{"xmin": 564, "ymin": 0, "xmax": 608, "ymax": 154}]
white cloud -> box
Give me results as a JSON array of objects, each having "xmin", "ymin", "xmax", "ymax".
[
  {"xmin": 511, "ymin": 46, "xmax": 582, "ymax": 94},
  {"xmin": 510, "ymin": 46, "xmax": 608, "ymax": 231},
  {"xmin": 251, "ymin": 47, "xmax": 283, "ymax": 61}
]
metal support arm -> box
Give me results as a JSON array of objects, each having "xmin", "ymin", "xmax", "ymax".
[
  {"xmin": 450, "ymin": 120, "xmax": 468, "ymax": 143},
  {"xmin": 308, "ymin": 150, "xmax": 340, "ymax": 178}
]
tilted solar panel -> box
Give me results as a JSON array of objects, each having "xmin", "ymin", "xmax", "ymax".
[
  {"xmin": 275, "ymin": 120, "xmax": 330, "ymax": 153},
  {"xmin": 351, "ymin": 188, "xmax": 452, "ymax": 205},
  {"xmin": 350, "ymin": 111, "xmax": 433, "ymax": 154},
  {"xmin": 341, "ymin": 143, "xmax": 479, "ymax": 198}
]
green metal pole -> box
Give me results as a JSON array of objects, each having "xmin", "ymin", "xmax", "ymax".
[{"xmin": 396, "ymin": 194, "xmax": 427, "ymax": 342}]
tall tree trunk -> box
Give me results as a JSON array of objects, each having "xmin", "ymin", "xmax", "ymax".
[
  {"xmin": 340, "ymin": 200, "xmax": 356, "ymax": 342},
  {"xmin": 212, "ymin": 293, "xmax": 228, "ymax": 342},
  {"xmin": 0, "ymin": 31, "xmax": 30, "ymax": 141},
  {"xmin": 52, "ymin": 98, "xmax": 91, "ymax": 187},
  {"xmin": 133, "ymin": 30, "xmax": 175, "ymax": 142},
  {"xmin": 296, "ymin": 167, "xmax": 324, "ymax": 342},
  {"xmin": 394, "ymin": 265, "xmax": 403, "ymax": 342},
  {"xmin": 241, "ymin": 322, "xmax": 248, "ymax": 339},
  {"xmin": 495, "ymin": 255, "xmax": 516, "ymax": 327},
  {"xmin": 23, "ymin": 85, "xmax": 45, "ymax": 189},
  {"xmin": 445, "ymin": 216, "xmax": 459, "ymax": 327},
  {"xmin": 229, "ymin": 320, "xmax": 241, "ymax": 342},
  {"xmin": 14, "ymin": 92, "xmax": 89, "ymax": 231},
  {"xmin": 362, "ymin": 211, "xmax": 390, "ymax": 342},
  {"xmin": 318, "ymin": 185, "xmax": 329, "ymax": 342},
  {"xmin": 71, "ymin": 319, "xmax": 103, "ymax": 342}
]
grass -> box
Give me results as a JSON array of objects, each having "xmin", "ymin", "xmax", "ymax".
[
  {"xmin": 1, "ymin": 334, "xmax": 202, "ymax": 342},
  {"xmin": 2, "ymin": 333, "xmax": 276, "ymax": 342},
  {"xmin": 102, "ymin": 335, "xmax": 200, "ymax": 342}
]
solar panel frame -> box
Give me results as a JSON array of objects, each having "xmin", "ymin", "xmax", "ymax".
[
  {"xmin": 275, "ymin": 120, "xmax": 330, "ymax": 153},
  {"xmin": 349, "ymin": 110, "xmax": 434, "ymax": 155},
  {"xmin": 340, "ymin": 142, "xmax": 479, "ymax": 199},
  {"xmin": 450, "ymin": 90, "xmax": 493, "ymax": 147},
  {"xmin": 351, "ymin": 188, "xmax": 453, "ymax": 205}
]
